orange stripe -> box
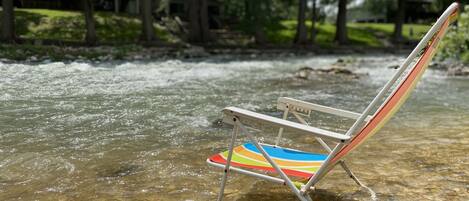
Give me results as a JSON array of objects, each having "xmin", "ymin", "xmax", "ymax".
[{"xmin": 209, "ymin": 154, "xmax": 315, "ymax": 178}]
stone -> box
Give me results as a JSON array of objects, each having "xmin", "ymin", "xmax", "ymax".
[
  {"xmin": 183, "ymin": 46, "xmax": 209, "ymax": 58},
  {"xmin": 294, "ymin": 66, "xmax": 364, "ymax": 79},
  {"xmin": 388, "ymin": 65, "xmax": 400, "ymax": 69},
  {"xmin": 447, "ymin": 65, "xmax": 469, "ymax": 76}
]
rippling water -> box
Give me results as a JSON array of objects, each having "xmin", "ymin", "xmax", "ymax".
[{"xmin": 0, "ymin": 55, "xmax": 468, "ymax": 201}]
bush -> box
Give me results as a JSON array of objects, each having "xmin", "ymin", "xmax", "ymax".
[{"xmin": 440, "ymin": 6, "xmax": 469, "ymax": 64}]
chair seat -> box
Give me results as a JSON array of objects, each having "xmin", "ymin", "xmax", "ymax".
[{"xmin": 208, "ymin": 143, "xmax": 327, "ymax": 179}]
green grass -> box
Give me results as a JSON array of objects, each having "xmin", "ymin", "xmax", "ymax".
[
  {"xmin": 349, "ymin": 23, "xmax": 432, "ymax": 40},
  {"xmin": 0, "ymin": 9, "xmax": 174, "ymax": 44},
  {"xmin": 1, "ymin": 8, "xmax": 431, "ymax": 47},
  {"xmin": 261, "ymin": 20, "xmax": 431, "ymax": 47}
]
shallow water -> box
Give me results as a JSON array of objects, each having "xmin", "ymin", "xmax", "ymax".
[{"xmin": 0, "ymin": 55, "xmax": 468, "ymax": 201}]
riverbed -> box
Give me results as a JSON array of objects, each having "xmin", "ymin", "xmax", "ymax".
[{"xmin": 0, "ymin": 55, "xmax": 467, "ymax": 200}]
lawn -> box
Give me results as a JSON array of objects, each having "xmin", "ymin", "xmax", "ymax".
[
  {"xmin": 0, "ymin": 9, "xmax": 174, "ymax": 44},
  {"xmin": 263, "ymin": 20, "xmax": 431, "ymax": 47},
  {"xmin": 1, "ymin": 9, "xmax": 431, "ymax": 47}
]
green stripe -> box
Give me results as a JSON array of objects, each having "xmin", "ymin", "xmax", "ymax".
[{"xmin": 221, "ymin": 151, "xmax": 321, "ymax": 173}]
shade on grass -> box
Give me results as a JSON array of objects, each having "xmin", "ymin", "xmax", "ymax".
[
  {"xmin": 1, "ymin": 9, "xmax": 430, "ymax": 47},
  {"xmin": 0, "ymin": 9, "xmax": 174, "ymax": 43}
]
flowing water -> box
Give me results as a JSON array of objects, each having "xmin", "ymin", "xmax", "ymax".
[{"xmin": 0, "ymin": 55, "xmax": 467, "ymax": 201}]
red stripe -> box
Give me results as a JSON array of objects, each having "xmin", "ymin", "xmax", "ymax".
[{"xmin": 209, "ymin": 154, "xmax": 314, "ymax": 179}]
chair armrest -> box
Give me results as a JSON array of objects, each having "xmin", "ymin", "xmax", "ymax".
[
  {"xmin": 277, "ymin": 97, "xmax": 372, "ymax": 121},
  {"xmin": 222, "ymin": 107, "xmax": 350, "ymax": 142}
]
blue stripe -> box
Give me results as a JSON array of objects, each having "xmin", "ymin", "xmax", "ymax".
[{"xmin": 243, "ymin": 143, "xmax": 327, "ymax": 161}]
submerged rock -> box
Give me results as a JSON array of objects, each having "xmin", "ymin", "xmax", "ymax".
[{"xmin": 97, "ymin": 164, "xmax": 141, "ymax": 178}]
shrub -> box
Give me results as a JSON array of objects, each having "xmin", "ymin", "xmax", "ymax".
[{"xmin": 440, "ymin": 6, "xmax": 469, "ymax": 64}]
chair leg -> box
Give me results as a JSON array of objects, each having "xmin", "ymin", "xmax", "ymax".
[
  {"xmin": 217, "ymin": 169, "xmax": 229, "ymax": 201},
  {"xmin": 216, "ymin": 126, "xmax": 239, "ymax": 201},
  {"xmin": 296, "ymin": 192, "xmax": 313, "ymax": 201},
  {"xmin": 339, "ymin": 161, "xmax": 365, "ymax": 187},
  {"xmin": 339, "ymin": 161, "xmax": 378, "ymax": 200}
]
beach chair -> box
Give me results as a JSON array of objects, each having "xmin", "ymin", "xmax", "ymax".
[{"xmin": 206, "ymin": 3, "xmax": 459, "ymax": 201}]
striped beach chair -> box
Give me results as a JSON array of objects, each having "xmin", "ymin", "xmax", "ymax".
[{"xmin": 207, "ymin": 3, "xmax": 459, "ymax": 201}]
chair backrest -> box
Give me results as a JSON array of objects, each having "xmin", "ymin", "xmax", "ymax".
[{"xmin": 329, "ymin": 3, "xmax": 459, "ymax": 165}]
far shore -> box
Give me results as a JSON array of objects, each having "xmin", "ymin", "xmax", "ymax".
[{"xmin": 0, "ymin": 43, "xmax": 415, "ymax": 63}]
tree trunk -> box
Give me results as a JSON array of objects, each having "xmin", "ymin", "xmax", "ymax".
[
  {"xmin": 1, "ymin": 0, "xmax": 15, "ymax": 43},
  {"xmin": 309, "ymin": 0, "xmax": 317, "ymax": 44},
  {"xmin": 245, "ymin": 0, "xmax": 266, "ymax": 45},
  {"xmin": 335, "ymin": 0, "xmax": 348, "ymax": 45},
  {"xmin": 188, "ymin": 0, "xmax": 211, "ymax": 43},
  {"xmin": 83, "ymin": 0, "xmax": 97, "ymax": 45},
  {"xmin": 119, "ymin": 0, "xmax": 130, "ymax": 12},
  {"xmin": 140, "ymin": 0, "xmax": 155, "ymax": 41},
  {"xmin": 393, "ymin": 0, "xmax": 406, "ymax": 42},
  {"xmin": 199, "ymin": 0, "xmax": 210, "ymax": 42},
  {"xmin": 294, "ymin": 0, "xmax": 308, "ymax": 44},
  {"xmin": 188, "ymin": 0, "xmax": 202, "ymax": 42}
]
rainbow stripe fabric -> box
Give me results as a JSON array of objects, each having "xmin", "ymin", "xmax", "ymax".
[{"xmin": 209, "ymin": 143, "xmax": 327, "ymax": 178}]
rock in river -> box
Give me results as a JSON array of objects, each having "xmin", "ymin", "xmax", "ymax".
[{"xmin": 295, "ymin": 66, "xmax": 363, "ymax": 80}]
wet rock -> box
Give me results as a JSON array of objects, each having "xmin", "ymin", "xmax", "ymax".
[
  {"xmin": 429, "ymin": 62, "xmax": 448, "ymax": 70},
  {"xmin": 211, "ymin": 118, "xmax": 224, "ymax": 128},
  {"xmin": 447, "ymin": 64, "xmax": 469, "ymax": 76},
  {"xmin": 64, "ymin": 54, "xmax": 74, "ymax": 60},
  {"xmin": 133, "ymin": 55, "xmax": 143, "ymax": 60},
  {"xmin": 27, "ymin": 56, "xmax": 38, "ymax": 62},
  {"xmin": 295, "ymin": 66, "xmax": 363, "ymax": 79},
  {"xmin": 430, "ymin": 61, "xmax": 469, "ymax": 76},
  {"xmin": 388, "ymin": 64, "xmax": 400, "ymax": 69},
  {"xmin": 211, "ymin": 118, "xmax": 233, "ymax": 128},
  {"xmin": 336, "ymin": 57, "xmax": 357, "ymax": 64},
  {"xmin": 183, "ymin": 46, "xmax": 209, "ymax": 58}
]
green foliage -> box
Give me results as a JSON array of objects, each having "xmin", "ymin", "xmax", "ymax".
[
  {"xmin": 0, "ymin": 9, "xmax": 174, "ymax": 44},
  {"xmin": 440, "ymin": 6, "xmax": 469, "ymax": 63},
  {"xmin": 363, "ymin": 0, "xmax": 396, "ymax": 15}
]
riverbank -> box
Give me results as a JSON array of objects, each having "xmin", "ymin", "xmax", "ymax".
[
  {"xmin": 3, "ymin": 44, "xmax": 468, "ymax": 77},
  {"xmin": 0, "ymin": 43, "xmax": 415, "ymax": 63}
]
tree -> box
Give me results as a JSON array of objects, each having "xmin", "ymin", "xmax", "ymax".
[
  {"xmin": 294, "ymin": 0, "xmax": 308, "ymax": 44},
  {"xmin": 119, "ymin": 0, "xmax": 131, "ymax": 12},
  {"xmin": 335, "ymin": 0, "xmax": 348, "ymax": 44},
  {"xmin": 140, "ymin": 0, "xmax": 156, "ymax": 41},
  {"xmin": 188, "ymin": 0, "xmax": 211, "ymax": 43},
  {"xmin": 310, "ymin": 0, "xmax": 318, "ymax": 43},
  {"xmin": 83, "ymin": 0, "xmax": 97, "ymax": 45},
  {"xmin": 393, "ymin": 0, "xmax": 406, "ymax": 42},
  {"xmin": 1, "ymin": 0, "xmax": 15, "ymax": 43},
  {"xmin": 244, "ymin": 0, "xmax": 269, "ymax": 45}
]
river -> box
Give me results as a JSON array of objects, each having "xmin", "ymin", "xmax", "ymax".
[{"xmin": 0, "ymin": 55, "xmax": 467, "ymax": 200}]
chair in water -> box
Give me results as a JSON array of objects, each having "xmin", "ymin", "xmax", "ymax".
[{"xmin": 206, "ymin": 3, "xmax": 459, "ymax": 201}]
